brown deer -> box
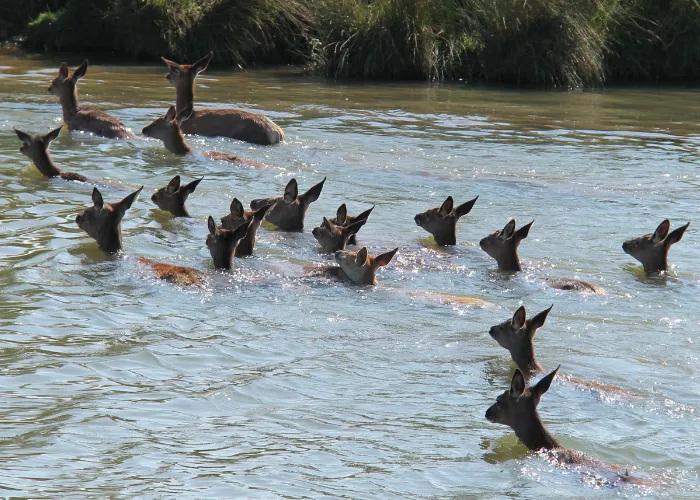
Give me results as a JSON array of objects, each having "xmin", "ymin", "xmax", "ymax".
[
  {"xmin": 329, "ymin": 204, "xmax": 374, "ymax": 246},
  {"xmin": 161, "ymin": 52, "xmax": 284, "ymax": 145},
  {"xmin": 333, "ymin": 247, "xmax": 399, "ymax": 285},
  {"xmin": 220, "ymin": 199, "xmax": 272, "ymax": 257},
  {"xmin": 414, "ymin": 195, "xmax": 478, "ymax": 246},
  {"xmin": 48, "ymin": 60, "xmax": 133, "ymax": 139},
  {"xmin": 151, "ymin": 175, "xmax": 203, "ymax": 217},
  {"xmin": 312, "ymin": 217, "xmax": 367, "ymax": 253},
  {"xmin": 75, "ymin": 186, "xmax": 143, "ymax": 252},
  {"xmin": 206, "ymin": 216, "xmax": 253, "ymax": 269},
  {"xmin": 480, "ymin": 220, "xmax": 603, "ymax": 294},
  {"xmin": 14, "ymin": 126, "xmax": 87, "ymax": 182},
  {"xmin": 142, "ymin": 106, "xmax": 260, "ymax": 166},
  {"xmin": 138, "ymin": 257, "xmax": 204, "ymax": 287},
  {"xmin": 485, "ymin": 368, "xmax": 649, "ymax": 485},
  {"xmin": 622, "ymin": 219, "xmax": 690, "ymax": 274},
  {"xmin": 250, "ymin": 177, "xmax": 326, "ymax": 231}
]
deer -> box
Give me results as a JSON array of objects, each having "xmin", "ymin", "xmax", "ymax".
[
  {"xmin": 220, "ymin": 199, "xmax": 272, "ymax": 257},
  {"xmin": 333, "ymin": 247, "xmax": 399, "ymax": 285},
  {"xmin": 485, "ymin": 368, "xmax": 651, "ymax": 486},
  {"xmin": 250, "ymin": 177, "xmax": 326, "ymax": 231},
  {"xmin": 206, "ymin": 216, "xmax": 253, "ymax": 269},
  {"xmin": 488, "ymin": 305, "xmax": 640, "ymax": 398},
  {"xmin": 414, "ymin": 195, "xmax": 478, "ymax": 246},
  {"xmin": 48, "ymin": 60, "xmax": 133, "ymax": 139},
  {"xmin": 142, "ymin": 106, "xmax": 260, "ymax": 166},
  {"xmin": 160, "ymin": 51, "xmax": 284, "ymax": 145},
  {"xmin": 150, "ymin": 175, "xmax": 203, "ymax": 217},
  {"xmin": 75, "ymin": 186, "xmax": 142, "ymax": 252},
  {"xmin": 329, "ymin": 204, "xmax": 375, "ymax": 246},
  {"xmin": 14, "ymin": 126, "xmax": 87, "ymax": 182},
  {"xmin": 480, "ymin": 219, "xmax": 604, "ymax": 294},
  {"xmin": 312, "ymin": 217, "xmax": 368, "ymax": 253},
  {"xmin": 622, "ymin": 219, "xmax": 690, "ymax": 274},
  {"xmin": 137, "ymin": 257, "xmax": 205, "ymax": 287}
]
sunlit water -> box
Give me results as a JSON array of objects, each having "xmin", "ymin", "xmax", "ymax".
[{"xmin": 0, "ymin": 47, "xmax": 698, "ymax": 498}]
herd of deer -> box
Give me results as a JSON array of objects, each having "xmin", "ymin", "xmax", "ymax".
[{"xmin": 13, "ymin": 52, "xmax": 689, "ymax": 487}]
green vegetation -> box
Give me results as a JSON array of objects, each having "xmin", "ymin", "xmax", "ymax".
[{"xmin": 3, "ymin": 0, "xmax": 700, "ymax": 87}]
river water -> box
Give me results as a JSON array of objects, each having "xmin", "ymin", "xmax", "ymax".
[{"xmin": 0, "ymin": 47, "xmax": 698, "ymax": 498}]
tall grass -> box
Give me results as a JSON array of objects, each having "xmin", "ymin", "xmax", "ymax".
[{"xmin": 6, "ymin": 0, "xmax": 700, "ymax": 86}]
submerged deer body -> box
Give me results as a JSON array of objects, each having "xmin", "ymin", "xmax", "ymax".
[
  {"xmin": 415, "ymin": 195, "xmax": 478, "ymax": 246},
  {"xmin": 206, "ymin": 216, "xmax": 253, "ymax": 269},
  {"xmin": 622, "ymin": 219, "xmax": 690, "ymax": 274},
  {"xmin": 48, "ymin": 60, "xmax": 133, "ymax": 139},
  {"xmin": 75, "ymin": 186, "xmax": 142, "ymax": 252},
  {"xmin": 485, "ymin": 368, "xmax": 646, "ymax": 484},
  {"xmin": 220, "ymin": 199, "xmax": 271, "ymax": 257},
  {"xmin": 138, "ymin": 257, "xmax": 204, "ymax": 287},
  {"xmin": 161, "ymin": 52, "xmax": 284, "ymax": 145},
  {"xmin": 14, "ymin": 126, "xmax": 86, "ymax": 182},
  {"xmin": 250, "ymin": 177, "xmax": 326, "ymax": 231},
  {"xmin": 151, "ymin": 175, "xmax": 202, "ymax": 217},
  {"xmin": 329, "ymin": 204, "xmax": 374, "ymax": 246},
  {"xmin": 142, "ymin": 106, "xmax": 258, "ymax": 166},
  {"xmin": 333, "ymin": 247, "xmax": 399, "ymax": 285},
  {"xmin": 480, "ymin": 219, "xmax": 603, "ymax": 294},
  {"xmin": 312, "ymin": 217, "xmax": 367, "ymax": 253}
]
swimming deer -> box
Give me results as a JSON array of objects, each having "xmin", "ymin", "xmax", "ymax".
[
  {"xmin": 138, "ymin": 257, "xmax": 204, "ymax": 287},
  {"xmin": 142, "ymin": 106, "xmax": 259, "ymax": 166},
  {"xmin": 622, "ymin": 219, "xmax": 690, "ymax": 274},
  {"xmin": 161, "ymin": 52, "xmax": 284, "ymax": 145},
  {"xmin": 312, "ymin": 217, "xmax": 367, "ymax": 253},
  {"xmin": 485, "ymin": 368, "xmax": 648, "ymax": 485},
  {"xmin": 151, "ymin": 175, "xmax": 202, "ymax": 217},
  {"xmin": 333, "ymin": 247, "xmax": 399, "ymax": 285},
  {"xmin": 14, "ymin": 126, "xmax": 87, "ymax": 182},
  {"xmin": 48, "ymin": 60, "xmax": 133, "ymax": 139},
  {"xmin": 480, "ymin": 220, "xmax": 603, "ymax": 293},
  {"xmin": 206, "ymin": 216, "xmax": 253, "ymax": 269},
  {"xmin": 220, "ymin": 199, "xmax": 272, "ymax": 257},
  {"xmin": 75, "ymin": 186, "xmax": 143, "ymax": 252},
  {"xmin": 329, "ymin": 204, "xmax": 374, "ymax": 246},
  {"xmin": 414, "ymin": 195, "xmax": 478, "ymax": 246},
  {"xmin": 250, "ymin": 177, "xmax": 326, "ymax": 231}
]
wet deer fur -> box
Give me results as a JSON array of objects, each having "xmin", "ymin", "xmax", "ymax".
[
  {"xmin": 250, "ymin": 177, "xmax": 326, "ymax": 231},
  {"xmin": 75, "ymin": 186, "xmax": 143, "ymax": 252},
  {"xmin": 333, "ymin": 247, "xmax": 399, "ymax": 285},
  {"xmin": 48, "ymin": 60, "xmax": 132, "ymax": 139},
  {"xmin": 414, "ymin": 195, "xmax": 478, "ymax": 246},
  {"xmin": 151, "ymin": 175, "xmax": 202, "ymax": 217},
  {"xmin": 161, "ymin": 52, "xmax": 284, "ymax": 145},
  {"xmin": 206, "ymin": 216, "xmax": 253, "ymax": 269},
  {"xmin": 622, "ymin": 219, "xmax": 690, "ymax": 274},
  {"xmin": 312, "ymin": 217, "xmax": 368, "ymax": 253},
  {"xmin": 329, "ymin": 204, "xmax": 374, "ymax": 246},
  {"xmin": 220, "ymin": 199, "xmax": 272, "ymax": 257},
  {"xmin": 14, "ymin": 126, "xmax": 86, "ymax": 182}
]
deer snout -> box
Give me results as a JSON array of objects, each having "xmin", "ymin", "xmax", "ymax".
[
  {"xmin": 151, "ymin": 192, "xmax": 158, "ymax": 203},
  {"xmin": 75, "ymin": 213, "xmax": 83, "ymax": 228},
  {"xmin": 311, "ymin": 227, "xmax": 319, "ymax": 238},
  {"xmin": 334, "ymin": 251, "xmax": 343, "ymax": 263},
  {"xmin": 488, "ymin": 326, "xmax": 496, "ymax": 339},
  {"xmin": 479, "ymin": 237, "xmax": 488, "ymax": 249},
  {"xmin": 621, "ymin": 241, "xmax": 630, "ymax": 254},
  {"xmin": 485, "ymin": 406, "xmax": 495, "ymax": 422},
  {"xmin": 414, "ymin": 214, "xmax": 423, "ymax": 226}
]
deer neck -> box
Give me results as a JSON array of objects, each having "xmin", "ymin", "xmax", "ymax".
[
  {"xmin": 498, "ymin": 248, "xmax": 521, "ymax": 272},
  {"xmin": 59, "ymin": 86, "xmax": 80, "ymax": 122},
  {"xmin": 514, "ymin": 413, "xmax": 560, "ymax": 451},
  {"xmin": 512, "ymin": 343, "xmax": 544, "ymax": 375},
  {"xmin": 175, "ymin": 84, "xmax": 195, "ymax": 115},
  {"xmin": 164, "ymin": 128, "xmax": 192, "ymax": 155},
  {"xmin": 31, "ymin": 150, "xmax": 62, "ymax": 177}
]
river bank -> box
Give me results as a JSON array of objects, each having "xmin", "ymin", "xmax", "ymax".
[{"xmin": 2, "ymin": 0, "xmax": 700, "ymax": 87}]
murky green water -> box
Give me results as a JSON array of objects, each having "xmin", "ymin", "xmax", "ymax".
[{"xmin": 0, "ymin": 47, "xmax": 698, "ymax": 497}]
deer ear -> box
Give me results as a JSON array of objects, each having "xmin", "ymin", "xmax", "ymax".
[
  {"xmin": 230, "ymin": 198, "xmax": 244, "ymax": 218},
  {"xmin": 44, "ymin": 126, "xmax": 63, "ymax": 144},
  {"xmin": 14, "ymin": 128, "xmax": 32, "ymax": 144},
  {"xmin": 502, "ymin": 219, "xmax": 516, "ymax": 239},
  {"xmin": 355, "ymin": 247, "xmax": 368, "ymax": 266},
  {"xmin": 439, "ymin": 196, "xmax": 454, "ymax": 216},
  {"xmin": 532, "ymin": 366, "xmax": 559, "ymax": 404},
  {"xmin": 528, "ymin": 305, "xmax": 553, "ymax": 336},
  {"xmin": 345, "ymin": 217, "xmax": 367, "ymax": 235},
  {"xmin": 193, "ymin": 51, "xmax": 213, "ymax": 75},
  {"xmin": 510, "ymin": 369, "xmax": 525, "ymax": 398},
  {"xmin": 167, "ymin": 175, "xmax": 181, "ymax": 193},
  {"xmin": 118, "ymin": 186, "xmax": 142, "ymax": 213},
  {"xmin": 336, "ymin": 204, "xmax": 347, "ymax": 224},
  {"xmin": 164, "ymin": 106, "xmax": 177, "ymax": 122},
  {"xmin": 175, "ymin": 104, "xmax": 193, "ymax": 124},
  {"xmin": 652, "ymin": 219, "xmax": 670, "ymax": 243},
  {"xmin": 283, "ymin": 178, "xmax": 298, "ymax": 203},
  {"xmin": 455, "ymin": 195, "xmax": 478, "ymax": 219},
  {"xmin": 516, "ymin": 220, "xmax": 534, "ymax": 241},
  {"xmin": 374, "ymin": 248, "xmax": 398, "ymax": 268},
  {"xmin": 301, "ymin": 177, "xmax": 326, "ymax": 205},
  {"xmin": 58, "ymin": 62, "xmax": 69, "ymax": 80},
  {"xmin": 92, "ymin": 187, "xmax": 104, "ymax": 210},
  {"xmin": 208, "ymin": 216, "xmax": 217, "ymax": 236},
  {"xmin": 73, "ymin": 59, "xmax": 88, "ymax": 81},
  {"xmin": 184, "ymin": 177, "xmax": 203, "ymax": 194},
  {"xmin": 322, "ymin": 217, "xmax": 334, "ymax": 231},
  {"xmin": 161, "ymin": 57, "xmax": 180, "ymax": 70},
  {"xmin": 666, "ymin": 222, "xmax": 690, "ymax": 247},
  {"xmin": 355, "ymin": 205, "xmax": 374, "ymax": 222},
  {"xmin": 512, "ymin": 306, "xmax": 526, "ymax": 330}
]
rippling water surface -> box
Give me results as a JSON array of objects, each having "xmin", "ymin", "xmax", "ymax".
[{"xmin": 0, "ymin": 47, "xmax": 698, "ymax": 498}]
